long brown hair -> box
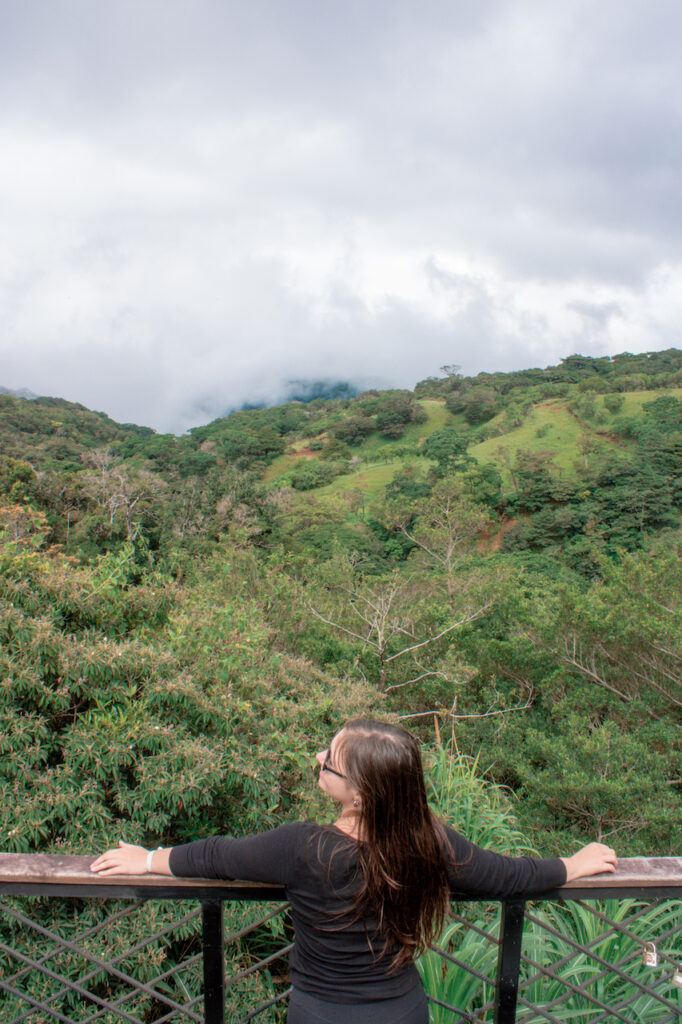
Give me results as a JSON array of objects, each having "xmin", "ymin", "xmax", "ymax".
[{"xmin": 335, "ymin": 718, "xmax": 453, "ymax": 972}]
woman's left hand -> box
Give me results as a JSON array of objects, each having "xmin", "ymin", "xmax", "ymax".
[{"xmin": 90, "ymin": 841, "xmax": 148, "ymax": 876}]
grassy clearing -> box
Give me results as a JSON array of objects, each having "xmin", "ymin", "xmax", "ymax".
[
  {"xmin": 470, "ymin": 388, "xmax": 681, "ymax": 486},
  {"xmin": 313, "ymin": 459, "xmax": 412, "ymax": 500},
  {"xmin": 595, "ymin": 387, "xmax": 682, "ymax": 417},
  {"xmin": 262, "ymin": 434, "xmax": 332, "ymax": 483},
  {"xmin": 261, "ymin": 452, "xmax": 303, "ymax": 484},
  {"xmin": 469, "ymin": 401, "xmax": 612, "ymax": 483},
  {"xmin": 399, "ymin": 399, "xmax": 458, "ymax": 445},
  {"xmin": 262, "ymin": 399, "xmax": 456, "ymax": 486},
  {"xmin": 348, "ymin": 399, "xmax": 459, "ymax": 459},
  {"xmin": 265, "ymin": 389, "xmax": 681, "ymax": 494}
]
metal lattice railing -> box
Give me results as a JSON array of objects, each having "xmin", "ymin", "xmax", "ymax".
[
  {"xmin": 420, "ymin": 892, "xmax": 682, "ymax": 1023},
  {"xmin": 0, "ymin": 853, "xmax": 680, "ymax": 1023}
]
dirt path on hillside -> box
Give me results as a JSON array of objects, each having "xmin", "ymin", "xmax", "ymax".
[
  {"xmin": 477, "ymin": 517, "xmax": 520, "ymax": 552},
  {"xmin": 285, "ymin": 447, "xmax": 317, "ymax": 459}
]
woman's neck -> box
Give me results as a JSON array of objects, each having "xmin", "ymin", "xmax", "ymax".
[{"xmin": 334, "ymin": 809, "xmax": 361, "ymax": 840}]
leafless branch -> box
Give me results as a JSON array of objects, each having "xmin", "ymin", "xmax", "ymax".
[
  {"xmin": 385, "ymin": 603, "xmax": 491, "ymax": 663},
  {"xmin": 650, "ymin": 642, "xmax": 682, "ymax": 663},
  {"xmin": 561, "ymin": 637, "xmax": 634, "ymax": 705},
  {"xmin": 399, "ymin": 699, "xmax": 532, "ymax": 721},
  {"xmin": 384, "ymin": 670, "xmax": 452, "ymax": 693},
  {"xmin": 307, "ymin": 605, "xmax": 379, "ymax": 649},
  {"xmin": 592, "ymin": 643, "xmax": 682, "ymax": 709},
  {"xmin": 399, "ymin": 526, "xmax": 443, "ymax": 566}
]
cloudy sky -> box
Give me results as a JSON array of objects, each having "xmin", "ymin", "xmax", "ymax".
[{"xmin": 1, "ymin": 0, "xmax": 680, "ymax": 432}]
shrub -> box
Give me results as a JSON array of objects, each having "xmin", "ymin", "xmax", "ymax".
[
  {"xmin": 290, "ymin": 461, "xmax": 345, "ymax": 490},
  {"xmin": 603, "ymin": 394, "xmax": 624, "ymax": 415},
  {"xmin": 332, "ymin": 416, "xmax": 374, "ymax": 445}
]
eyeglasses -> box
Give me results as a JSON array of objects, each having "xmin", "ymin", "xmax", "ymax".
[{"xmin": 321, "ymin": 751, "xmax": 346, "ymax": 779}]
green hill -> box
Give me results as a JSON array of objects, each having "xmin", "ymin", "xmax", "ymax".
[
  {"xmin": 259, "ymin": 387, "xmax": 681, "ymax": 499},
  {"xmin": 469, "ymin": 389, "xmax": 682, "ymax": 485},
  {"xmin": 3, "ymin": 350, "xmax": 680, "ymax": 514},
  {"xmin": 262, "ymin": 399, "xmax": 457, "ymax": 486},
  {"xmin": 0, "ymin": 393, "xmax": 151, "ymax": 471}
]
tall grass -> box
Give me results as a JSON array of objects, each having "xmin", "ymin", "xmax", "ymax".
[
  {"xmin": 424, "ymin": 743, "xmax": 537, "ymax": 856},
  {"xmin": 418, "ymin": 742, "xmax": 681, "ymax": 1022}
]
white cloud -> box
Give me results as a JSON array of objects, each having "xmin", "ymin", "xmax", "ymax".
[{"xmin": 0, "ymin": 0, "xmax": 680, "ymax": 431}]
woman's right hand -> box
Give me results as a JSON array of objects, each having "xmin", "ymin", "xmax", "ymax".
[{"xmin": 561, "ymin": 842, "xmax": 618, "ymax": 881}]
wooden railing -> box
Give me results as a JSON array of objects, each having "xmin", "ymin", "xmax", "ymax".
[{"xmin": 1, "ymin": 854, "xmax": 680, "ymax": 1022}]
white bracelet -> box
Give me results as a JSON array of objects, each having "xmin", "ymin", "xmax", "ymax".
[{"xmin": 146, "ymin": 847, "xmax": 162, "ymax": 874}]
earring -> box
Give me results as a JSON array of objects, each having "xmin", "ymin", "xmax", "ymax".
[{"xmin": 353, "ymin": 798, "xmax": 360, "ymax": 808}]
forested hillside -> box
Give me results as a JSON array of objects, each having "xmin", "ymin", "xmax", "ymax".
[{"xmin": 1, "ymin": 348, "xmax": 680, "ymax": 868}]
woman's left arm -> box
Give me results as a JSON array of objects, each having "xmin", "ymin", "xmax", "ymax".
[{"xmin": 89, "ymin": 822, "xmax": 305, "ymax": 883}]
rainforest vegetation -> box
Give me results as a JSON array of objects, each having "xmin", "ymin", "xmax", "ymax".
[{"xmin": 1, "ymin": 347, "xmax": 680, "ymax": 1020}]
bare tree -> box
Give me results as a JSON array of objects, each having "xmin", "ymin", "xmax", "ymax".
[
  {"xmin": 559, "ymin": 633, "xmax": 681, "ymax": 718},
  {"xmin": 80, "ymin": 449, "xmax": 163, "ymax": 541},
  {"xmin": 528, "ymin": 543, "xmax": 681, "ymax": 720},
  {"xmin": 172, "ymin": 478, "xmax": 210, "ymax": 540},
  {"xmin": 375, "ymin": 479, "xmax": 493, "ymax": 601},
  {"xmin": 307, "ymin": 562, "xmax": 491, "ymax": 693}
]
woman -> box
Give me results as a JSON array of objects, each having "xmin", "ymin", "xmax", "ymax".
[{"xmin": 90, "ymin": 718, "xmax": 618, "ymax": 1024}]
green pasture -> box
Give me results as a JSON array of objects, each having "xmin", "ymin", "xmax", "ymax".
[
  {"xmin": 595, "ymin": 387, "xmax": 682, "ymax": 417},
  {"xmin": 261, "ymin": 452, "xmax": 303, "ymax": 484},
  {"xmin": 265, "ymin": 389, "xmax": 682, "ymax": 495},
  {"xmin": 313, "ymin": 458, "xmax": 412, "ymax": 500},
  {"xmin": 262, "ymin": 452, "xmax": 411, "ymax": 503},
  {"xmin": 262, "ymin": 399, "xmax": 456, "ymax": 487},
  {"xmin": 261, "ymin": 434, "xmax": 332, "ymax": 484},
  {"xmin": 470, "ymin": 401, "xmax": 612, "ymax": 484},
  {"xmin": 470, "ymin": 388, "xmax": 681, "ymax": 486},
  {"xmin": 356, "ymin": 398, "xmax": 458, "ymax": 456}
]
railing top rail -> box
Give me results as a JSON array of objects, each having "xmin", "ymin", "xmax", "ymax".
[{"xmin": 0, "ymin": 853, "xmax": 680, "ymax": 892}]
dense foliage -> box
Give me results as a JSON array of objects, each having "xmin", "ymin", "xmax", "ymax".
[
  {"xmin": 2, "ymin": 349, "xmax": 680, "ymax": 857},
  {"xmin": 1, "ymin": 348, "xmax": 675, "ymax": 1019},
  {"xmin": 0, "ymin": 349, "xmax": 679, "ymax": 1018}
]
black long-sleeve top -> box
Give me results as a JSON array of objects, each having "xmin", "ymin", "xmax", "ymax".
[{"xmin": 169, "ymin": 821, "xmax": 567, "ymax": 1003}]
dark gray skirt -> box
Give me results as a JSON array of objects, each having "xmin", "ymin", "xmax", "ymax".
[{"xmin": 287, "ymin": 983, "xmax": 429, "ymax": 1024}]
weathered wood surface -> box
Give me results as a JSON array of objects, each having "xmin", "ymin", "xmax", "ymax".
[
  {"xmin": 0, "ymin": 853, "xmax": 271, "ymax": 889},
  {"xmin": 0, "ymin": 853, "xmax": 680, "ymax": 890}
]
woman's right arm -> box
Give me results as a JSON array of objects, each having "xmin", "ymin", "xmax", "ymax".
[{"xmin": 90, "ymin": 842, "xmax": 174, "ymax": 877}]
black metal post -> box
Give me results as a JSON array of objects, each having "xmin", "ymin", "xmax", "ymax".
[
  {"xmin": 202, "ymin": 899, "xmax": 225, "ymax": 1024},
  {"xmin": 494, "ymin": 900, "xmax": 525, "ymax": 1024}
]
